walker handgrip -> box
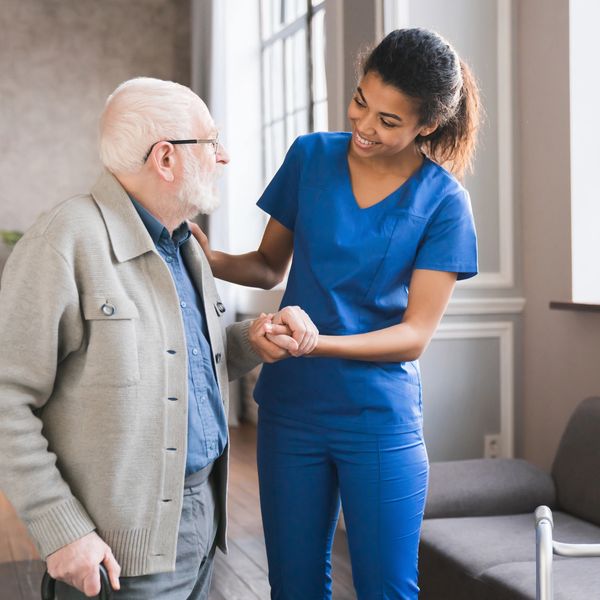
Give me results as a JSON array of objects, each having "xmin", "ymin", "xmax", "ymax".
[
  {"xmin": 41, "ymin": 564, "xmax": 113, "ymax": 600},
  {"xmin": 535, "ymin": 505, "xmax": 554, "ymax": 528}
]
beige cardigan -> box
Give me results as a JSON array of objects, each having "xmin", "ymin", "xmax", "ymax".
[{"xmin": 0, "ymin": 171, "xmax": 261, "ymax": 576}]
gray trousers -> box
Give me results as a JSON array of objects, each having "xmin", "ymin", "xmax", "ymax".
[{"xmin": 56, "ymin": 463, "xmax": 220, "ymax": 600}]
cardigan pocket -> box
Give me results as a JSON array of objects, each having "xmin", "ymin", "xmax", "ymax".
[{"xmin": 81, "ymin": 294, "xmax": 141, "ymax": 387}]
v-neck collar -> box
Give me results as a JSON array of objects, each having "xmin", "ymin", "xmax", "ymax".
[{"xmin": 341, "ymin": 134, "xmax": 429, "ymax": 211}]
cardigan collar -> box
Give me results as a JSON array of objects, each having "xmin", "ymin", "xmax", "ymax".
[{"xmin": 90, "ymin": 170, "xmax": 157, "ymax": 263}]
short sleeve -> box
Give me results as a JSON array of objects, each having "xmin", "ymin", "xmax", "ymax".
[
  {"xmin": 257, "ymin": 137, "xmax": 303, "ymax": 231},
  {"xmin": 414, "ymin": 190, "xmax": 478, "ymax": 280}
]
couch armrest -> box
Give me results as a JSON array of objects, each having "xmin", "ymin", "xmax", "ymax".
[{"xmin": 424, "ymin": 458, "xmax": 557, "ymax": 519}]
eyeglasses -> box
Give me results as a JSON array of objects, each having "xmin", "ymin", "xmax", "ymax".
[{"xmin": 143, "ymin": 133, "xmax": 219, "ymax": 162}]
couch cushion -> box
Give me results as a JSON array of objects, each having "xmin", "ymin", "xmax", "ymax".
[
  {"xmin": 420, "ymin": 511, "xmax": 600, "ymax": 579},
  {"xmin": 552, "ymin": 396, "xmax": 600, "ymax": 526},
  {"xmin": 481, "ymin": 558, "xmax": 600, "ymax": 600},
  {"xmin": 425, "ymin": 458, "xmax": 556, "ymax": 519}
]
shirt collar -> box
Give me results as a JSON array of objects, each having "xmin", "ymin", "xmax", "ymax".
[{"xmin": 129, "ymin": 195, "xmax": 191, "ymax": 248}]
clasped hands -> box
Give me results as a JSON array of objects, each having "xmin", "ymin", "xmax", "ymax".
[{"xmin": 248, "ymin": 305, "xmax": 319, "ymax": 362}]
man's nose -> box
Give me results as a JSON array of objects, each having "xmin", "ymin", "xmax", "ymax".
[{"xmin": 216, "ymin": 144, "xmax": 230, "ymax": 165}]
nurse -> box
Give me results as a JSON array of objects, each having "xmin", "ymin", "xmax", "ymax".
[{"xmin": 193, "ymin": 28, "xmax": 480, "ymax": 600}]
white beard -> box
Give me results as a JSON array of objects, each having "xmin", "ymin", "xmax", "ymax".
[{"xmin": 178, "ymin": 158, "xmax": 222, "ymax": 216}]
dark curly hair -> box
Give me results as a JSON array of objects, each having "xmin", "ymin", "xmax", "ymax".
[{"xmin": 362, "ymin": 28, "xmax": 481, "ymax": 178}]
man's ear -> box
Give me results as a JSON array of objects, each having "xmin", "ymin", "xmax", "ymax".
[{"xmin": 150, "ymin": 142, "xmax": 176, "ymax": 183}]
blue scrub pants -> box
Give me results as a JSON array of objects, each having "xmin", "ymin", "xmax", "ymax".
[{"xmin": 257, "ymin": 407, "xmax": 429, "ymax": 600}]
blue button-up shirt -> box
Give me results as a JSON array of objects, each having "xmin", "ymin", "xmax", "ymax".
[{"xmin": 131, "ymin": 198, "xmax": 227, "ymax": 476}]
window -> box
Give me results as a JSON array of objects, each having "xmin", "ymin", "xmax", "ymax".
[
  {"xmin": 260, "ymin": 0, "xmax": 327, "ymax": 182},
  {"xmin": 569, "ymin": 0, "xmax": 600, "ymax": 303}
]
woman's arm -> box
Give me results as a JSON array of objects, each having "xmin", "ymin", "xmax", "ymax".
[
  {"xmin": 189, "ymin": 218, "xmax": 293, "ymax": 289},
  {"xmin": 309, "ymin": 269, "xmax": 457, "ymax": 362}
]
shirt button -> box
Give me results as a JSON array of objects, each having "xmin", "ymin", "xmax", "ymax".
[
  {"xmin": 165, "ymin": 256, "xmax": 173, "ymax": 263},
  {"xmin": 192, "ymin": 348, "xmax": 199, "ymax": 356},
  {"xmin": 201, "ymin": 395, "xmax": 207, "ymax": 403},
  {"xmin": 180, "ymin": 301, "xmax": 187, "ymax": 308}
]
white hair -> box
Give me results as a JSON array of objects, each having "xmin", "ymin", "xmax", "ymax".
[{"xmin": 99, "ymin": 77, "xmax": 203, "ymax": 174}]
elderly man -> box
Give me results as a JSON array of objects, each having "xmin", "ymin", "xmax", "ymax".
[{"xmin": 0, "ymin": 77, "xmax": 317, "ymax": 599}]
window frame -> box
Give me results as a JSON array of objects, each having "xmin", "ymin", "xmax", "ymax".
[{"xmin": 259, "ymin": 0, "xmax": 326, "ymax": 183}]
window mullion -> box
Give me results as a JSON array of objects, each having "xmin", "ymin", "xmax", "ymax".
[{"xmin": 306, "ymin": 0, "xmax": 315, "ymax": 132}]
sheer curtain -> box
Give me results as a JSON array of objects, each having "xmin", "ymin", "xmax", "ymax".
[
  {"xmin": 191, "ymin": 0, "xmax": 241, "ymax": 421},
  {"xmin": 191, "ymin": 0, "xmax": 214, "ymax": 235}
]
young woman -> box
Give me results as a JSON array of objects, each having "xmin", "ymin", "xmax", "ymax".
[{"xmin": 194, "ymin": 28, "xmax": 479, "ymax": 600}]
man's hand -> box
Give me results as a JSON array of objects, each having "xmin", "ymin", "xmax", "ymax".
[
  {"xmin": 248, "ymin": 313, "xmax": 298, "ymax": 363},
  {"xmin": 46, "ymin": 531, "xmax": 121, "ymax": 597},
  {"xmin": 269, "ymin": 306, "xmax": 319, "ymax": 357}
]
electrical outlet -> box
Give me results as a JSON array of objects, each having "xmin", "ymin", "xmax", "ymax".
[{"xmin": 484, "ymin": 434, "xmax": 501, "ymax": 459}]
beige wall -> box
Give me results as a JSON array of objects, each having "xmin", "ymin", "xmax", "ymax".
[
  {"xmin": 0, "ymin": 0, "xmax": 191, "ymax": 233},
  {"xmin": 518, "ymin": 0, "xmax": 600, "ymax": 469}
]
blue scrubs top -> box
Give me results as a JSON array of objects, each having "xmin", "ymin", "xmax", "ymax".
[{"xmin": 254, "ymin": 132, "xmax": 478, "ymax": 434}]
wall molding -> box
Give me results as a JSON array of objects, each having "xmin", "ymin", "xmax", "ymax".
[
  {"xmin": 433, "ymin": 321, "xmax": 515, "ymax": 458},
  {"xmin": 235, "ymin": 287, "xmax": 526, "ymax": 317},
  {"xmin": 445, "ymin": 296, "xmax": 525, "ymax": 315}
]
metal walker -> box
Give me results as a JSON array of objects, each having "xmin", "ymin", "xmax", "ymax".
[{"xmin": 535, "ymin": 505, "xmax": 600, "ymax": 599}]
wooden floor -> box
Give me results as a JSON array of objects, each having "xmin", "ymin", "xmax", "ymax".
[{"xmin": 0, "ymin": 422, "xmax": 356, "ymax": 600}]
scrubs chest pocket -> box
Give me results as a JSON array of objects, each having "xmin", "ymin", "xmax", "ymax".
[{"xmin": 81, "ymin": 294, "xmax": 141, "ymax": 387}]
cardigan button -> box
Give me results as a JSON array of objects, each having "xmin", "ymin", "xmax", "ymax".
[
  {"xmin": 215, "ymin": 353, "xmax": 222, "ymax": 364},
  {"xmin": 101, "ymin": 303, "xmax": 115, "ymax": 316}
]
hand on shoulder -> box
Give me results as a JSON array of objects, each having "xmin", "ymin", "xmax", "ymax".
[{"xmin": 188, "ymin": 221, "xmax": 213, "ymax": 263}]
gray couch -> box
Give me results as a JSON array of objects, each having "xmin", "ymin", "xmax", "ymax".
[{"xmin": 419, "ymin": 396, "xmax": 600, "ymax": 599}]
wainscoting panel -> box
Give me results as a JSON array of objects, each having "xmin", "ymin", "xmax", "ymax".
[{"xmin": 421, "ymin": 321, "xmax": 514, "ymax": 461}]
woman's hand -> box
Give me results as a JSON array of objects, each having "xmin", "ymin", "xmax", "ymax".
[
  {"xmin": 268, "ymin": 306, "xmax": 319, "ymax": 357},
  {"xmin": 248, "ymin": 307, "xmax": 319, "ymax": 362},
  {"xmin": 248, "ymin": 313, "xmax": 298, "ymax": 362},
  {"xmin": 187, "ymin": 217, "xmax": 293, "ymax": 289},
  {"xmin": 188, "ymin": 222, "xmax": 213, "ymax": 263}
]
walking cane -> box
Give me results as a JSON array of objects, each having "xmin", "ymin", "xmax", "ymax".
[{"xmin": 41, "ymin": 564, "xmax": 113, "ymax": 600}]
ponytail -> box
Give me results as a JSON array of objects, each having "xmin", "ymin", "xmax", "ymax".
[{"xmin": 418, "ymin": 60, "xmax": 481, "ymax": 179}]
